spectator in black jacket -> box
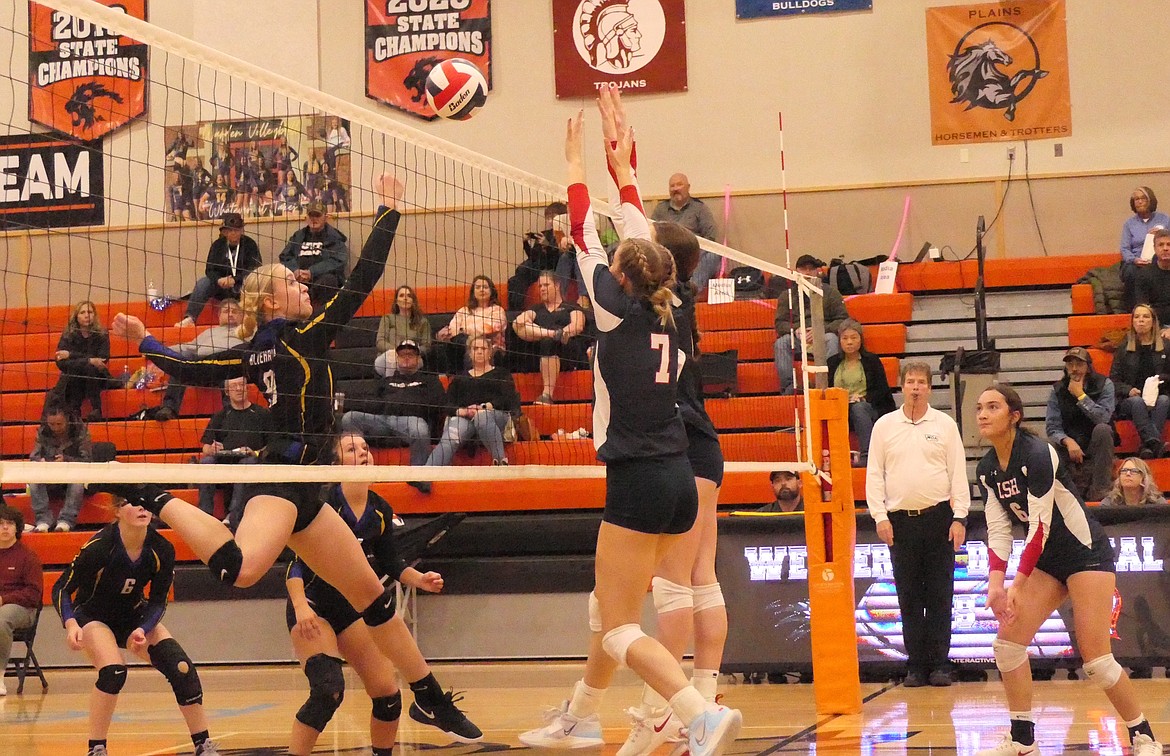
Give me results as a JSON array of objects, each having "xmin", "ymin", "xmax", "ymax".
[
  {"xmin": 176, "ymin": 213, "xmax": 263, "ymax": 327},
  {"xmin": 197, "ymin": 377, "xmax": 272, "ymax": 528},
  {"xmin": 47, "ymin": 300, "xmax": 115, "ymax": 421},
  {"xmin": 424, "ymin": 335, "xmax": 520, "ymax": 468},
  {"xmin": 1134, "ymin": 229, "xmax": 1170, "ymax": 332},
  {"xmin": 826, "ymin": 320, "xmax": 896, "ymax": 466},
  {"xmin": 508, "ymin": 201, "xmax": 571, "ymax": 310},
  {"xmin": 339, "ymin": 339, "xmax": 445, "ymax": 468},
  {"xmin": 1110, "ymin": 304, "xmax": 1170, "ymax": 459},
  {"xmin": 279, "ymin": 201, "xmax": 349, "ymax": 307}
]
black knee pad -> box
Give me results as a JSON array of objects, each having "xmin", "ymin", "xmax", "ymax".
[
  {"xmin": 361, "ymin": 586, "xmax": 397, "ymax": 627},
  {"xmin": 148, "ymin": 638, "xmax": 203, "ymax": 706},
  {"xmin": 372, "ymin": 690, "xmax": 402, "ymax": 723},
  {"xmin": 95, "ymin": 664, "xmax": 128, "ymax": 695},
  {"xmin": 208, "ymin": 540, "xmax": 243, "ymax": 585},
  {"xmin": 296, "ymin": 653, "xmax": 345, "ymax": 732}
]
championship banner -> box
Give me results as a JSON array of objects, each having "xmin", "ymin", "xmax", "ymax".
[
  {"xmin": 0, "ymin": 133, "xmax": 104, "ymax": 229},
  {"xmin": 736, "ymin": 0, "xmax": 872, "ymax": 19},
  {"xmin": 365, "ymin": 0, "xmax": 492, "ymax": 121},
  {"xmin": 28, "ymin": 0, "xmax": 148, "ymax": 140},
  {"xmin": 553, "ymin": 0, "xmax": 687, "ymax": 98},
  {"xmin": 926, "ymin": 0, "xmax": 1071, "ymax": 145}
]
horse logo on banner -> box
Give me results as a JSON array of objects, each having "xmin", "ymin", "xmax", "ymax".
[{"xmin": 947, "ymin": 25, "xmax": 1048, "ymax": 122}]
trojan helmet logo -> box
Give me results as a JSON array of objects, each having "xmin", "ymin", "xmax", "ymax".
[
  {"xmin": 573, "ymin": 0, "xmax": 665, "ymax": 75},
  {"xmin": 947, "ymin": 22, "xmax": 1049, "ymax": 122}
]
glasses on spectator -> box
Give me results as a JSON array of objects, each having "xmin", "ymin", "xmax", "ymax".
[{"xmin": 1119, "ymin": 467, "xmax": 1143, "ymax": 476}]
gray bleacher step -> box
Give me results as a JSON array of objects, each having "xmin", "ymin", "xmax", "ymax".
[
  {"xmin": 904, "ymin": 336, "xmax": 1072, "ymax": 354},
  {"xmin": 912, "ymin": 290, "xmax": 1071, "ymax": 322},
  {"xmin": 907, "ymin": 317, "xmax": 1068, "ymax": 345}
]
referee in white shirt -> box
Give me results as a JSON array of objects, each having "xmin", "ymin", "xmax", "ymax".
[{"xmin": 866, "ymin": 360, "xmax": 970, "ymax": 688}]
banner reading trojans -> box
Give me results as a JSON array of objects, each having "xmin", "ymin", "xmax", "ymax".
[
  {"xmin": 28, "ymin": 0, "xmax": 148, "ymax": 140},
  {"xmin": 926, "ymin": 0, "xmax": 1070, "ymax": 145},
  {"xmin": 553, "ymin": 0, "xmax": 687, "ymax": 98},
  {"xmin": 365, "ymin": 0, "xmax": 492, "ymax": 121}
]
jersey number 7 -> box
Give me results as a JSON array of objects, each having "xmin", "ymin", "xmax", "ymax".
[{"xmin": 650, "ymin": 333, "xmax": 670, "ymax": 385}]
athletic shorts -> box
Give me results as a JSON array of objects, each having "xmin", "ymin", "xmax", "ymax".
[
  {"xmin": 284, "ymin": 581, "xmax": 365, "ymax": 636},
  {"xmin": 237, "ymin": 481, "xmax": 328, "ymax": 533},
  {"xmin": 604, "ymin": 453, "xmax": 699, "ymax": 535},
  {"xmin": 686, "ymin": 425, "xmax": 724, "ymax": 487},
  {"xmin": 73, "ymin": 607, "xmax": 149, "ymax": 648},
  {"xmin": 1034, "ymin": 527, "xmax": 1116, "ymax": 584}
]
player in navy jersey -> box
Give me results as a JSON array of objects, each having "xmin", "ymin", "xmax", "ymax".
[
  {"xmin": 94, "ymin": 175, "xmax": 434, "ymax": 690},
  {"xmin": 284, "ymin": 432, "xmax": 480, "ymax": 754},
  {"xmin": 972, "ymin": 383, "xmax": 1161, "ymax": 756},
  {"xmin": 53, "ymin": 500, "xmax": 220, "ymax": 756},
  {"xmin": 520, "ymin": 109, "xmax": 740, "ymax": 756}
]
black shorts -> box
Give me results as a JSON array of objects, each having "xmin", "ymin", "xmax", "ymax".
[
  {"xmin": 604, "ymin": 454, "xmax": 699, "ymax": 535},
  {"xmin": 237, "ymin": 481, "xmax": 328, "ymax": 533},
  {"xmin": 73, "ymin": 608, "xmax": 148, "ymax": 648},
  {"xmin": 1034, "ymin": 528, "xmax": 1116, "ymax": 584},
  {"xmin": 686, "ymin": 425, "xmax": 724, "ymax": 487},
  {"xmin": 284, "ymin": 581, "xmax": 365, "ymax": 636}
]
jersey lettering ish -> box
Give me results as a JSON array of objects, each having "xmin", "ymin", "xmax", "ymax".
[
  {"xmin": 139, "ymin": 207, "xmax": 400, "ymax": 464},
  {"xmin": 976, "ymin": 432, "xmax": 1106, "ymax": 577},
  {"xmin": 568, "ymin": 183, "xmax": 686, "ymax": 462},
  {"xmin": 52, "ymin": 524, "xmax": 175, "ymax": 635}
]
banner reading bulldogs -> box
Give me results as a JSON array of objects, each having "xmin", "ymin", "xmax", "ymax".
[
  {"xmin": 28, "ymin": 0, "xmax": 148, "ymax": 140},
  {"xmin": 365, "ymin": 0, "xmax": 492, "ymax": 121},
  {"xmin": 926, "ymin": 0, "xmax": 1071, "ymax": 145},
  {"xmin": 553, "ymin": 0, "xmax": 687, "ymax": 98},
  {"xmin": 736, "ymin": 0, "xmax": 872, "ymax": 19},
  {"xmin": 0, "ymin": 133, "xmax": 104, "ymax": 229}
]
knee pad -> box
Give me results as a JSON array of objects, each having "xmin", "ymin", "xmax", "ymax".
[
  {"xmin": 602, "ymin": 623, "xmax": 647, "ymax": 667},
  {"xmin": 692, "ymin": 582, "xmax": 725, "ymax": 613},
  {"xmin": 652, "ymin": 577, "xmax": 694, "ymax": 614},
  {"xmin": 148, "ymin": 638, "xmax": 203, "ymax": 706},
  {"xmin": 372, "ymin": 690, "xmax": 402, "ymax": 723},
  {"xmin": 297, "ymin": 653, "xmax": 346, "ymax": 732},
  {"xmin": 208, "ymin": 540, "xmax": 243, "ymax": 585},
  {"xmin": 588, "ymin": 591, "xmax": 602, "ymax": 633},
  {"xmin": 361, "ymin": 586, "xmax": 398, "ymax": 627},
  {"xmin": 992, "ymin": 638, "xmax": 1029, "ymax": 674},
  {"xmin": 1083, "ymin": 654, "xmax": 1124, "ymax": 690},
  {"xmin": 95, "ymin": 664, "xmax": 128, "ymax": 695}
]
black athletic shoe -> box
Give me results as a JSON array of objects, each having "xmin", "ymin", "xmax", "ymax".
[
  {"xmin": 85, "ymin": 481, "xmax": 172, "ymax": 515},
  {"xmin": 409, "ymin": 690, "xmax": 483, "ymax": 743},
  {"xmin": 903, "ymin": 671, "xmax": 927, "ymax": 688}
]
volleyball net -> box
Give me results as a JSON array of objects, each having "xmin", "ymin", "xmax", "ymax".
[{"xmin": 0, "ymin": 0, "xmax": 841, "ymax": 501}]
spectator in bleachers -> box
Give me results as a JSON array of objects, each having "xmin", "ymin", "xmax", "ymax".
[
  {"xmin": 0, "ymin": 502, "xmax": 42, "ymax": 697},
  {"xmin": 773, "ymin": 255, "xmax": 848, "ymax": 396},
  {"xmin": 508, "ymin": 201, "xmax": 571, "ymax": 310},
  {"xmin": 1120, "ymin": 187, "xmax": 1170, "ymax": 311},
  {"xmin": 1100, "ymin": 457, "xmax": 1167, "ymax": 508},
  {"xmin": 434, "ymin": 275, "xmax": 507, "ymax": 373},
  {"xmin": 757, "ymin": 470, "xmax": 804, "ymax": 513},
  {"xmin": 27, "ymin": 405, "xmax": 92, "ymax": 532},
  {"xmin": 340, "ymin": 339, "xmax": 445, "ymax": 477},
  {"xmin": 197, "ymin": 376, "xmax": 272, "ymax": 529},
  {"xmin": 1135, "ymin": 229, "xmax": 1170, "ymax": 332},
  {"xmin": 279, "ymin": 200, "xmax": 350, "ymax": 308},
  {"xmin": 1046, "ymin": 347, "xmax": 1116, "ymax": 502},
  {"xmin": 511, "ymin": 271, "xmax": 587, "ymax": 404},
  {"xmin": 176, "ymin": 213, "xmax": 262, "ymax": 327},
  {"xmin": 827, "ymin": 319, "xmax": 896, "ymax": 466},
  {"xmin": 374, "ymin": 285, "xmax": 433, "ymax": 377},
  {"xmin": 154, "ymin": 299, "xmax": 246, "ymax": 421},
  {"xmin": 651, "ymin": 173, "xmax": 721, "ymax": 291},
  {"xmin": 48, "ymin": 300, "xmax": 115, "ymax": 421},
  {"xmin": 1109, "ymin": 304, "xmax": 1170, "ymax": 459},
  {"xmin": 424, "ymin": 335, "xmax": 520, "ymax": 469}
]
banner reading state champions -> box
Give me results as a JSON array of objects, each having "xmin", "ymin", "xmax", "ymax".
[
  {"xmin": 28, "ymin": 0, "xmax": 148, "ymax": 140},
  {"xmin": 926, "ymin": 0, "xmax": 1070, "ymax": 145},
  {"xmin": 366, "ymin": 0, "xmax": 492, "ymax": 121}
]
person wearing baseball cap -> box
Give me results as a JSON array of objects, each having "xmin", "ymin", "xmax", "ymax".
[
  {"xmin": 1045, "ymin": 346, "xmax": 1116, "ymax": 501},
  {"xmin": 279, "ymin": 201, "xmax": 350, "ymax": 308},
  {"xmin": 772, "ymin": 254, "xmax": 849, "ymax": 395},
  {"xmin": 176, "ymin": 211, "xmax": 262, "ymax": 327}
]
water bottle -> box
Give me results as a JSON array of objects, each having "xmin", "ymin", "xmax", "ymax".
[
  {"xmin": 120, "ymin": 364, "xmax": 131, "ymax": 387},
  {"xmin": 147, "ymin": 280, "xmax": 158, "ymax": 303}
]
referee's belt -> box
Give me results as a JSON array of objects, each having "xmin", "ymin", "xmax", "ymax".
[{"xmin": 889, "ymin": 502, "xmax": 947, "ymax": 517}]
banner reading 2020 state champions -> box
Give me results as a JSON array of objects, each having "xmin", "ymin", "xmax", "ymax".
[
  {"xmin": 926, "ymin": 0, "xmax": 1071, "ymax": 145},
  {"xmin": 366, "ymin": 0, "xmax": 492, "ymax": 121},
  {"xmin": 28, "ymin": 0, "xmax": 148, "ymax": 140},
  {"xmin": 736, "ymin": 0, "xmax": 871, "ymax": 19}
]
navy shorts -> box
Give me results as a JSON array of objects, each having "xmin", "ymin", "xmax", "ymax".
[
  {"xmin": 284, "ymin": 580, "xmax": 368, "ymax": 636},
  {"xmin": 1034, "ymin": 528, "xmax": 1116, "ymax": 584},
  {"xmin": 237, "ymin": 481, "xmax": 328, "ymax": 533},
  {"xmin": 604, "ymin": 454, "xmax": 699, "ymax": 535},
  {"xmin": 686, "ymin": 425, "xmax": 724, "ymax": 487},
  {"xmin": 74, "ymin": 608, "xmax": 149, "ymax": 648}
]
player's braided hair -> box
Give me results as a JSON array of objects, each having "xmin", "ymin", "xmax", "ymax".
[{"xmin": 616, "ymin": 237, "xmax": 676, "ymax": 330}]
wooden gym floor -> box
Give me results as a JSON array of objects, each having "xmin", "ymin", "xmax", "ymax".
[{"xmin": 2, "ymin": 662, "xmax": 1167, "ymax": 754}]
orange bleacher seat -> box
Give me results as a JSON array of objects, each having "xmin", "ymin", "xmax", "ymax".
[
  {"xmin": 0, "ymin": 362, "xmax": 58, "ymax": 392},
  {"xmin": 0, "ymin": 425, "xmax": 38, "ymax": 458},
  {"xmin": 707, "ymin": 396, "xmax": 800, "ymax": 430},
  {"xmin": 524, "ymin": 403, "xmax": 591, "ymax": 437},
  {"xmin": 894, "ymin": 253, "xmax": 1118, "ymax": 293},
  {"xmin": 87, "ymin": 418, "xmax": 205, "ymax": 454},
  {"xmin": 696, "ymin": 300, "xmax": 775, "ymax": 332},
  {"xmin": 0, "ymin": 299, "xmax": 180, "ymax": 337},
  {"xmin": 703, "ymin": 330, "xmax": 774, "ymax": 361},
  {"xmin": 1067, "ymin": 314, "xmax": 1129, "ymax": 348},
  {"xmin": 1070, "ymin": 283, "xmax": 1095, "ymax": 315},
  {"xmin": 720, "ymin": 431, "xmax": 798, "ymax": 462},
  {"xmin": 737, "ymin": 362, "xmax": 780, "ymax": 394},
  {"xmin": 843, "ymin": 293, "xmax": 913, "ymax": 325},
  {"xmin": 100, "ymin": 382, "xmax": 265, "ymax": 420},
  {"xmin": 514, "ymin": 370, "xmax": 592, "ymax": 403},
  {"xmin": 1087, "ymin": 348, "xmax": 1113, "ymax": 375},
  {"xmin": 0, "ymin": 393, "xmax": 48, "ymax": 424}
]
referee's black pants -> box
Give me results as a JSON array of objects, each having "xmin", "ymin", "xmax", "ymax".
[{"xmin": 889, "ymin": 503, "xmax": 955, "ymax": 675}]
